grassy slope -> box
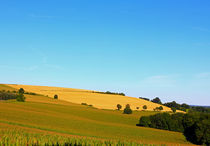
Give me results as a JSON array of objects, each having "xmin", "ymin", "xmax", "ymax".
[
  {"xmin": 0, "ymin": 84, "xmax": 192, "ymax": 145},
  {"xmin": 7, "ymin": 84, "xmax": 173, "ymax": 112}
]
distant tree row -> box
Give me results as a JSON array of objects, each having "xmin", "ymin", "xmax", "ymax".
[
  {"xmin": 0, "ymin": 88, "xmax": 25, "ymax": 102},
  {"xmin": 94, "ymin": 91, "xmax": 125, "ymax": 96},
  {"xmin": 138, "ymin": 112, "xmax": 210, "ymax": 145}
]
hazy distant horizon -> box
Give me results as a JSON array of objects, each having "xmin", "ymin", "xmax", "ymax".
[{"xmin": 1, "ymin": 0, "xmax": 210, "ymax": 106}]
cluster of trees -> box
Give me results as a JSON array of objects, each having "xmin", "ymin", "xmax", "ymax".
[
  {"xmin": 0, "ymin": 88, "xmax": 25, "ymax": 102},
  {"xmin": 0, "ymin": 91, "xmax": 17, "ymax": 100},
  {"xmin": 163, "ymin": 101, "xmax": 190, "ymax": 112},
  {"xmin": 116, "ymin": 104, "xmax": 132, "ymax": 114},
  {"xmin": 138, "ymin": 112, "xmax": 210, "ymax": 145},
  {"xmin": 153, "ymin": 106, "xmax": 163, "ymax": 111},
  {"xmin": 190, "ymin": 106, "xmax": 210, "ymax": 113},
  {"xmin": 94, "ymin": 91, "xmax": 125, "ymax": 96}
]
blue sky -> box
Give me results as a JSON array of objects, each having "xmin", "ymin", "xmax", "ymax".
[{"xmin": 0, "ymin": 0, "xmax": 210, "ymax": 105}]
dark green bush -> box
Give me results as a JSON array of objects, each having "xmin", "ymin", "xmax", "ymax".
[
  {"xmin": 143, "ymin": 105, "xmax": 147, "ymax": 110},
  {"xmin": 16, "ymin": 94, "xmax": 25, "ymax": 102},
  {"xmin": 54, "ymin": 94, "xmax": 58, "ymax": 99},
  {"xmin": 123, "ymin": 104, "xmax": 132, "ymax": 114}
]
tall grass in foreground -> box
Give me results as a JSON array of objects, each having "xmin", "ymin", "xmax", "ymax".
[{"xmin": 0, "ymin": 129, "xmax": 163, "ymax": 146}]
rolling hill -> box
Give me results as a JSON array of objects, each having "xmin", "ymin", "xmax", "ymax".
[
  {"xmin": 7, "ymin": 84, "xmax": 172, "ymax": 111},
  {"xmin": 0, "ymin": 84, "xmax": 192, "ymax": 145}
]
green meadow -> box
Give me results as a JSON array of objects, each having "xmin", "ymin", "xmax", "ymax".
[{"xmin": 0, "ymin": 84, "xmax": 193, "ymax": 145}]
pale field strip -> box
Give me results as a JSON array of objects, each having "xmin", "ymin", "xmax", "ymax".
[{"xmin": 8, "ymin": 84, "xmax": 174, "ymax": 111}]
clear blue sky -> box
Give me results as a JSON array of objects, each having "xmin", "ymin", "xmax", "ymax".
[{"xmin": 0, "ymin": 0, "xmax": 210, "ymax": 105}]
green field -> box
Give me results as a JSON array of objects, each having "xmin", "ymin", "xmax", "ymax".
[{"xmin": 0, "ymin": 84, "xmax": 193, "ymax": 145}]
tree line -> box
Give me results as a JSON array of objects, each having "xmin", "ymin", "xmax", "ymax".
[
  {"xmin": 138, "ymin": 112, "xmax": 210, "ymax": 145},
  {"xmin": 0, "ymin": 88, "xmax": 25, "ymax": 102},
  {"xmin": 94, "ymin": 91, "xmax": 125, "ymax": 96}
]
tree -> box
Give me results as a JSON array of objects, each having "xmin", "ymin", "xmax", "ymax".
[
  {"xmin": 18, "ymin": 88, "xmax": 25, "ymax": 94},
  {"xmin": 159, "ymin": 106, "xmax": 163, "ymax": 111},
  {"xmin": 54, "ymin": 94, "xmax": 58, "ymax": 99},
  {"xmin": 143, "ymin": 105, "xmax": 147, "ymax": 110},
  {"xmin": 171, "ymin": 107, "xmax": 176, "ymax": 113},
  {"xmin": 16, "ymin": 93, "xmax": 25, "ymax": 102},
  {"xmin": 117, "ymin": 104, "xmax": 122, "ymax": 110},
  {"xmin": 123, "ymin": 104, "xmax": 132, "ymax": 114},
  {"xmin": 151, "ymin": 97, "xmax": 162, "ymax": 104}
]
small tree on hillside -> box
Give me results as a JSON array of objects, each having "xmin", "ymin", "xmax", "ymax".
[
  {"xmin": 123, "ymin": 104, "xmax": 132, "ymax": 114},
  {"xmin": 117, "ymin": 104, "xmax": 122, "ymax": 110},
  {"xmin": 54, "ymin": 94, "xmax": 58, "ymax": 99},
  {"xmin": 18, "ymin": 88, "xmax": 25, "ymax": 94},
  {"xmin": 143, "ymin": 105, "xmax": 147, "ymax": 110},
  {"xmin": 171, "ymin": 107, "xmax": 176, "ymax": 113},
  {"xmin": 159, "ymin": 106, "xmax": 163, "ymax": 111},
  {"xmin": 16, "ymin": 93, "xmax": 25, "ymax": 102}
]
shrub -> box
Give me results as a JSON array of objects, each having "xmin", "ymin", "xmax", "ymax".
[
  {"xmin": 171, "ymin": 107, "xmax": 176, "ymax": 113},
  {"xmin": 159, "ymin": 106, "xmax": 163, "ymax": 111},
  {"xmin": 143, "ymin": 105, "xmax": 147, "ymax": 110},
  {"xmin": 117, "ymin": 104, "xmax": 122, "ymax": 110},
  {"xmin": 16, "ymin": 94, "xmax": 25, "ymax": 102},
  {"xmin": 54, "ymin": 94, "xmax": 58, "ymax": 99},
  {"xmin": 123, "ymin": 104, "xmax": 132, "ymax": 114},
  {"xmin": 136, "ymin": 107, "xmax": 139, "ymax": 110},
  {"xmin": 81, "ymin": 103, "xmax": 87, "ymax": 105}
]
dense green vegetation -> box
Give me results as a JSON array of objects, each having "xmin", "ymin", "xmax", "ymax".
[
  {"xmin": 0, "ymin": 88, "xmax": 25, "ymax": 102},
  {"xmin": 0, "ymin": 91, "xmax": 17, "ymax": 100},
  {"xmin": 138, "ymin": 112, "xmax": 210, "ymax": 145}
]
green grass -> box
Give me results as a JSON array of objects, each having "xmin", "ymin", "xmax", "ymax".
[{"xmin": 0, "ymin": 88, "xmax": 192, "ymax": 145}]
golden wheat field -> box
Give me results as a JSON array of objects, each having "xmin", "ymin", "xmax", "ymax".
[{"xmin": 7, "ymin": 84, "xmax": 173, "ymax": 111}]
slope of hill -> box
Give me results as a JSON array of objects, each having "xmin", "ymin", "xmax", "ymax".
[
  {"xmin": 7, "ymin": 84, "xmax": 172, "ymax": 111},
  {"xmin": 0, "ymin": 84, "xmax": 192, "ymax": 145}
]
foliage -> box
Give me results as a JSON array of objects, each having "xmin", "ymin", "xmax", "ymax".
[
  {"xmin": 171, "ymin": 107, "xmax": 176, "ymax": 113},
  {"xmin": 54, "ymin": 94, "xmax": 58, "ymax": 99},
  {"xmin": 18, "ymin": 88, "xmax": 25, "ymax": 94},
  {"xmin": 143, "ymin": 105, "xmax": 147, "ymax": 110},
  {"xmin": 117, "ymin": 104, "xmax": 122, "ymax": 110},
  {"xmin": 94, "ymin": 91, "xmax": 125, "ymax": 96},
  {"xmin": 159, "ymin": 106, "xmax": 163, "ymax": 111},
  {"xmin": 81, "ymin": 103, "xmax": 88, "ymax": 105},
  {"xmin": 0, "ymin": 91, "xmax": 17, "ymax": 100},
  {"xmin": 139, "ymin": 97, "xmax": 150, "ymax": 101},
  {"xmin": 16, "ymin": 93, "xmax": 25, "ymax": 102},
  {"xmin": 138, "ymin": 112, "xmax": 210, "ymax": 145},
  {"xmin": 123, "ymin": 104, "xmax": 132, "ymax": 114},
  {"xmin": 164, "ymin": 101, "xmax": 190, "ymax": 112},
  {"xmin": 151, "ymin": 97, "xmax": 162, "ymax": 104},
  {"xmin": 190, "ymin": 106, "xmax": 210, "ymax": 113}
]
